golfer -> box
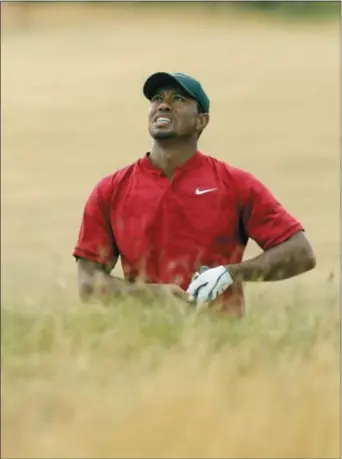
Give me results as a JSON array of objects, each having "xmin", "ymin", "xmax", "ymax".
[{"xmin": 73, "ymin": 72, "xmax": 316, "ymax": 315}]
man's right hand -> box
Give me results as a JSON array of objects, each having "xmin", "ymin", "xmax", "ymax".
[
  {"xmin": 146, "ymin": 283, "xmax": 191, "ymax": 303},
  {"xmin": 77, "ymin": 258, "xmax": 191, "ymax": 306}
]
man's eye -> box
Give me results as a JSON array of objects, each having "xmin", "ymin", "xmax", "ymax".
[
  {"xmin": 151, "ymin": 95, "xmax": 162, "ymax": 103},
  {"xmin": 173, "ymin": 94, "xmax": 186, "ymax": 102}
]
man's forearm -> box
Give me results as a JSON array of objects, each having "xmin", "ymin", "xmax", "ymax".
[
  {"xmin": 79, "ymin": 274, "xmax": 145, "ymax": 303},
  {"xmin": 82, "ymin": 274, "xmax": 186, "ymax": 305},
  {"xmin": 95, "ymin": 274, "xmax": 155, "ymax": 303},
  {"xmin": 227, "ymin": 233, "xmax": 316, "ymax": 282}
]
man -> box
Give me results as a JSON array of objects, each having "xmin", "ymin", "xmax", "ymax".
[{"xmin": 73, "ymin": 72, "xmax": 316, "ymax": 316}]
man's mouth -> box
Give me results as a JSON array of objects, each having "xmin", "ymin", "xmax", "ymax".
[{"xmin": 154, "ymin": 117, "xmax": 172, "ymax": 128}]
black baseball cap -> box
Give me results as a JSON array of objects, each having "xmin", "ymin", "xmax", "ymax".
[{"xmin": 143, "ymin": 72, "xmax": 210, "ymax": 113}]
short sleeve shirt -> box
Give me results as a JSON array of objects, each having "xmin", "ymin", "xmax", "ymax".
[{"xmin": 73, "ymin": 152, "xmax": 303, "ymax": 314}]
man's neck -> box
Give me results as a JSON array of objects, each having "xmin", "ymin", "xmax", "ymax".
[{"xmin": 149, "ymin": 138, "xmax": 198, "ymax": 178}]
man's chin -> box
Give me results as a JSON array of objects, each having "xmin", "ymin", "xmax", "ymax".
[{"xmin": 151, "ymin": 130, "xmax": 178, "ymax": 140}]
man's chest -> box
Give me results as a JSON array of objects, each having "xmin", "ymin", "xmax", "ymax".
[{"xmin": 111, "ymin": 173, "xmax": 241, "ymax": 257}]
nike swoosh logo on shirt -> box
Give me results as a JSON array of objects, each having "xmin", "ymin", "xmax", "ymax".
[{"xmin": 195, "ymin": 187, "xmax": 217, "ymax": 195}]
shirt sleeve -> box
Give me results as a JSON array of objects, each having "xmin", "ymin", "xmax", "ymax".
[
  {"xmin": 236, "ymin": 170, "xmax": 304, "ymax": 250},
  {"xmin": 72, "ymin": 175, "xmax": 119, "ymax": 267}
]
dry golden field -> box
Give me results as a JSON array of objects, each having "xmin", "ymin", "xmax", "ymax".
[{"xmin": 1, "ymin": 3, "xmax": 340, "ymax": 458}]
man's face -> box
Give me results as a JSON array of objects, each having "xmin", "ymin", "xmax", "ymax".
[{"xmin": 148, "ymin": 85, "xmax": 209, "ymax": 140}]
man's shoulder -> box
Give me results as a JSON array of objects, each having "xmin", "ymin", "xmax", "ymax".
[
  {"xmin": 201, "ymin": 153, "xmax": 253, "ymax": 181},
  {"xmin": 95, "ymin": 158, "xmax": 142, "ymax": 190}
]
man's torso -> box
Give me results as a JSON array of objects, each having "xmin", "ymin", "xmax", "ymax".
[{"xmin": 109, "ymin": 152, "xmax": 248, "ymax": 314}]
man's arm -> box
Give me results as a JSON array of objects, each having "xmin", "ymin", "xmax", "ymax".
[
  {"xmin": 187, "ymin": 232, "xmax": 316, "ymax": 306},
  {"xmin": 232, "ymin": 169, "xmax": 316, "ymax": 281},
  {"xmin": 77, "ymin": 258, "xmax": 189, "ymax": 305},
  {"xmin": 187, "ymin": 170, "xmax": 317, "ymax": 305},
  {"xmin": 227, "ymin": 231, "xmax": 316, "ymax": 282},
  {"xmin": 73, "ymin": 178, "xmax": 189, "ymax": 305},
  {"xmin": 73, "ymin": 176, "xmax": 144, "ymax": 303},
  {"xmin": 77, "ymin": 258, "xmax": 124, "ymax": 303}
]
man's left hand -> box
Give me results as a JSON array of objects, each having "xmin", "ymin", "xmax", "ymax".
[{"xmin": 187, "ymin": 265, "xmax": 233, "ymax": 306}]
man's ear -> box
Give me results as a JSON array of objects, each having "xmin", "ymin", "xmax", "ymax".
[{"xmin": 196, "ymin": 113, "xmax": 210, "ymax": 132}]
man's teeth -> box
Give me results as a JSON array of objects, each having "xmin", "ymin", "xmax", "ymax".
[{"xmin": 155, "ymin": 118, "xmax": 171, "ymax": 126}]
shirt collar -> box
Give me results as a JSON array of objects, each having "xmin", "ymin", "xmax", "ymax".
[{"xmin": 139, "ymin": 151, "xmax": 204, "ymax": 176}]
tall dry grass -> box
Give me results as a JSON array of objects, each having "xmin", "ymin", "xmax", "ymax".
[{"xmin": 2, "ymin": 280, "xmax": 340, "ymax": 458}]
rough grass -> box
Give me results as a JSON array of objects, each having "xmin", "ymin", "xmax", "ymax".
[{"xmin": 2, "ymin": 281, "xmax": 340, "ymax": 459}]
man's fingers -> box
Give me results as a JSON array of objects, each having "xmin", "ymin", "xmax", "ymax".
[
  {"xmin": 186, "ymin": 276, "xmax": 205, "ymax": 296},
  {"xmin": 172, "ymin": 287, "xmax": 192, "ymax": 302},
  {"xmin": 196, "ymin": 284, "xmax": 212, "ymax": 304}
]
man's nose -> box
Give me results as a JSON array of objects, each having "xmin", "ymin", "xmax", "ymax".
[{"xmin": 158, "ymin": 99, "xmax": 172, "ymax": 112}]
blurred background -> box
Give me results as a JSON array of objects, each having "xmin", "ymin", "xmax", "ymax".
[{"xmin": 1, "ymin": 1, "xmax": 340, "ymax": 301}]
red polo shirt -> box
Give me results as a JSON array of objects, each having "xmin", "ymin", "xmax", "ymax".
[{"xmin": 73, "ymin": 152, "xmax": 303, "ymax": 314}]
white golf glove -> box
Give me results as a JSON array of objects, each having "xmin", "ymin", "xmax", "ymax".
[{"xmin": 187, "ymin": 265, "xmax": 233, "ymax": 307}]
